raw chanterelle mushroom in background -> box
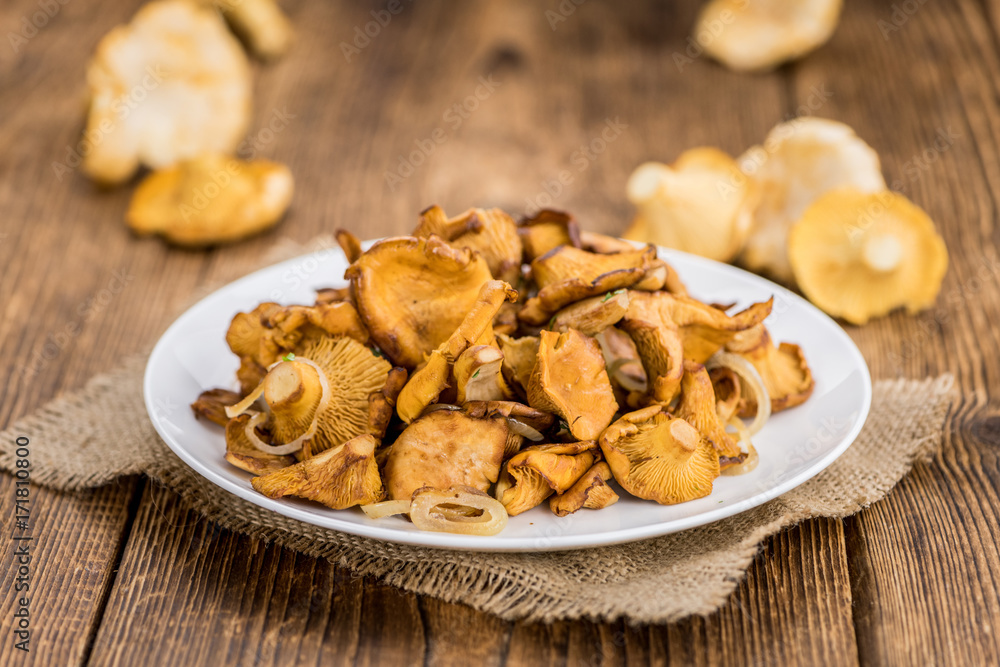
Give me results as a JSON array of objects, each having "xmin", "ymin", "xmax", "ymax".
[{"xmin": 82, "ymin": 0, "xmax": 251, "ymax": 185}]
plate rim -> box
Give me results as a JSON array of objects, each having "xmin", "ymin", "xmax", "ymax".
[{"xmin": 143, "ymin": 243, "xmax": 872, "ymax": 552}]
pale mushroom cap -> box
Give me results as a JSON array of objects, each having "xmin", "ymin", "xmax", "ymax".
[
  {"xmin": 739, "ymin": 118, "xmax": 885, "ymax": 283},
  {"xmin": 127, "ymin": 154, "xmax": 294, "ymax": 246},
  {"xmin": 83, "ymin": 0, "xmax": 252, "ymax": 184},
  {"xmin": 788, "ymin": 188, "xmax": 948, "ymax": 324},
  {"xmin": 697, "ymin": 0, "xmax": 843, "ymax": 73},
  {"xmin": 624, "ymin": 148, "xmax": 757, "ymax": 262}
]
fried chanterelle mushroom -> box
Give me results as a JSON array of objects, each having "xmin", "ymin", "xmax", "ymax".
[
  {"xmin": 209, "ymin": 0, "xmax": 294, "ymax": 61},
  {"xmin": 624, "ymin": 148, "xmax": 757, "ymax": 262},
  {"xmin": 695, "ymin": 0, "xmax": 843, "ymax": 73},
  {"xmin": 346, "ymin": 236, "xmax": 494, "ymax": 368},
  {"xmin": 527, "ymin": 329, "xmax": 618, "ymax": 441},
  {"xmin": 201, "ymin": 203, "xmax": 819, "ymax": 535},
  {"xmin": 600, "ymin": 406, "xmax": 720, "ymax": 505},
  {"xmin": 789, "ymin": 188, "xmax": 948, "ymax": 324},
  {"xmin": 82, "ymin": 0, "xmax": 251, "ymax": 185},
  {"xmin": 739, "ymin": 118, "xmax": 885, "ymax": 284},
  {"xmin": 127, "ymin": 154, "xmax": 294, "ymax": 246},
  {"xmin": 251, "ymin": 434, "xmax": 383, "ymax": 509}
]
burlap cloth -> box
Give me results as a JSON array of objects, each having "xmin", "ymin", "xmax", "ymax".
[{"xmin": 0, "ymin": 238, "xmax": 958, "ymax": 625}]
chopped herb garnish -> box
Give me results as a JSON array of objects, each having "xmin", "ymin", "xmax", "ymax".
[
  {"xmin": 282, "ymin": 352, "xmax": 295, "ymax": 361},
  {"xmin": 472, "ymin": 369, "xmax": 480, "ymax": 379},
  {"xmin": 602, "ymin": 288, "xmax": 625, "ymax": 302},
  {"xmin": 548, "ymin": 315, "xmax": 557, "ymax": 329},
  {"xmin": 558, "ymin": 419, "xmax": 569, "ymax": 431},
  {"xmin": 372, "ymin": 348, "xmax": 383, "ymax": 358}
]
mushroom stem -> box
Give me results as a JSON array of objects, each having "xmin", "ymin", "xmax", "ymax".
[
  {"xmin": 861, "ymin": 233, "xmax": 903, "ymax": 273},
  {"xmin": 263, "ymin": 360, "xmax": 321, "ymax": 411}
]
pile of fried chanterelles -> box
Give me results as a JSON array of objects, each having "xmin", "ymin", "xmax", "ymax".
[{"xmin": 193, "ymin": 207, "xmax": 815, "ymax": 536}]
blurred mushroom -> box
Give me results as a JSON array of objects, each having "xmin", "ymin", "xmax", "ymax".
[
  {"xmin": 624, "ymin": 148, "xmax": 756, "ymax": 262},
  {"xmin": 696, "ymin": 0, "xmax": 843, "ymax": 73},
  {"xmin": 497, "ymin": 441, "xmax": 598, "ymax": 516},
  {"xmin": 211, "ymin": 0, "xmax": 293, "ymax": 61},
  {"xmin": 548, "ymin": 289, "xmax": 630, "ymax": 335},
  {"xmin": 335, "ymin": 228, "xmax": 364, "ymax": 263},
  {"xmin": 527, "ymin": 329, "xmax": 618, "ymax": 441},
  {"xmin": 788, "ymin": 188, "xmax": 948, "ymax": 324},
  {"xmin": 346, "ymin": 236, "xmax": 493, "ymax": 367},
  {"xmin": 251, "ymin": 434, "xmax": 382, "ymax": 509},
  {"xmin": 225, "ymin": 413, "xmax": 296, "ymax": 475},
  {"xmin": 740, "ymin": 118, "xmax": 886, "ymax": 283},
  {"xmin": 127, "ymin": 154, "xmax": 293, "ymax": 246},
  {"xmin": 82, "ymin": 0, "xmax": 251, "ymax": 184},
  {"xmin": 383, "ymin": 409, "xmax": 507, "ymax": 500},
  {"xmin": 600, "ymin": 406, "xmax": 720, "ymax": 505},
  {"xmin": 549, "ymin": 461, "xmax": 619, "ymax": 517},
  {"xmin": 191, "ymin": 387, "xmax": 242, "ymax": 426},
  {"xmin": 579, "ymin": 230, "xmax": 639, "ymax": 254},
  {"xmin": 518, "ymin": 209, "xmax": 582, "ymax": 261},
  {"xmin": 414, "ymin": 206, "xmax": 523, "ymax": 283}
]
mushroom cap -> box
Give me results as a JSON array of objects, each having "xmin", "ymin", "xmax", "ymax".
[
  {"xmin": 383, "ymin": 409, "xmax": 508, "ymax": 500},
  {"xmin": 549, "ymin": 461, "xmax": 620, "ymax": 517},
  {"xmin": 624, "ymin": 148, "xmax": 757, "ymax": 262},
  {"xmin": 549, "ymin": 290, "xmax": 630, "ymax": 336},
  {"xmin": 789, "ymin": 189, "xmax": 948, "ymax": 324},
  {"xmin": 346, "ymin": 236, "xmax": 495, "ymax": 368},
  {"xmin": 624, "ymin": 291, "xmax": 772, "ymax": 364},
  {"xmin": 696, "ymin": 0, "xmax": 843, "ymax": 73},
  {"xmin": 415, "ymin": 206, "xmax": 523, "ymax": 284},
  {"xmin": 739, "ymin": 118, "xmax": 885, "ymax": 283},
  {"xmin": 725, "ymin": 325, "xmax": 814, "ymax": 414},
  {"xmin": 518, "ymin": 209, "xmax": 582, "ymax": 261},
  {"xmin": 127, "ymin": 154, "xmax": 293, "ymax": 246},
  {"xmin": 527, "ymin": 330, "xmax": 618, "ymax": 441},
  {"xmin": 498, "ymin": 442, "xmax": 598, "ymax": 516},
  {"xmin": 497, "ymin": 334, "xmax": 540, "ymax": 398},
  {"xmin": 224, "ymin": 413, "xmax": 296, "ymax": 475},
  {"xmin": 518, "ymin": 270, "xmax": 645, "ymax": 326},
  {"xmin": 83, "ymin": 0, "xmax": 251, "ymax": 184},
  {"xmin": 192, "ymin": 387, "xmax": 242, "ymax": 427},
  {"xmin": 676, "ymin": 362, "xmax": 743, "ymax": 461},
  {"xmin": 531, "ymin": 244, "xmax": 658, "ymax": 289},
  {"xmin": 251, "ymin": 433, "xmax": 383, "ymax": 509},
  {"xmin": 600, "ymin": 406, "xmax": 720, "ymax": 505}
]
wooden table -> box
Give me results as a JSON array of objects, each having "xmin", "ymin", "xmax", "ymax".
[{"xmin": 1, "ymin": 0, "xmax": 998, "ymax": 663}]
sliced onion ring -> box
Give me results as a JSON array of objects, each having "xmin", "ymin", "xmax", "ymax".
[
  {"xmin": 410, "ymin": 486, "xmax": 508, "ymax": 536},
  {"xmin": 720, "ymin": 443, "xmax": 759, "ymax": 476},
  {"xmin": 243, "ymin": 411, "xmax": 305, "ymax": 455},
  {"xmin": 225, "ymin": 383, "xmax": 265, "ymax": 419},
  {"xmin": 361, "ymin": 499, "xmax": 412, "ymax": 519},
  {"xmin": 707, "ymin": 351, "xmax": 771, "ymax": 436}
]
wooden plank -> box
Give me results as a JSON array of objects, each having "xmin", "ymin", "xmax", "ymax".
[{"xmin": 788, "ymin": 0, "xmax": 1000, "ymax": 663}]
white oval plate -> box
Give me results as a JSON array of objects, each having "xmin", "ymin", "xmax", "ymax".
[{"xmin": 145, "ymin": 244, "xmax": 871, "ymax": 552}]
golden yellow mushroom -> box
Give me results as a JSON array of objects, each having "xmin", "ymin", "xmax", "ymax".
[{"xmin": 788, "ymin": 189, "xmax": 948, "ymax": 324}]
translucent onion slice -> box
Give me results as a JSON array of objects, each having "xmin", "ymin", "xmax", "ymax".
[
  {"xmin": 225, "ymin": 382, "xmax": 265, "ymax": 419},
  {"xmin": 242, "ymin": 411, "xmax": 305, "ymax": 455},
  {"xmin": 361, "ymin": 499, "xmax": 412, "ymax": 519},
  {"xmin": 506, "ymin": 417, "xmax": 544, "ymax": 442},
  {"xmin": 727, "ymin": 414, "xmax": 752, "ymax": 455},
  {"xmin": 707, "ymin": 351, "xmax": 771, "ymax": 436},
  {"xmin": 410, "ymin": 486, "xmax": 508, "ymax": 536},
  {"xmin": 720, "ymin": 442, "xmax": 759, "ymax": 476}
]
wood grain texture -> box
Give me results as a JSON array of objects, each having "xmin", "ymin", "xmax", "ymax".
[{"xmin": 1, "ymin": 0, "xmax": 997, "ymax": 664}]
